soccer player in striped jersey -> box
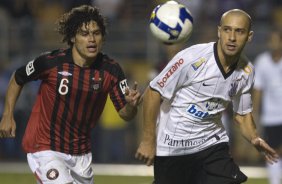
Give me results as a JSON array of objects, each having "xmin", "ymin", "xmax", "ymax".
[
  {"xmin": 136, "ymin": 9, "xmax": 278, "ymax": 184},
  {"xmin": 0, "ymin": 5, "xmax": 141, "ymax": 184}
]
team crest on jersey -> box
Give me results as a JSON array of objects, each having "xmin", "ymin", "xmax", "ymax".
[
  {"xmin": 46, "ymin": 168, "xmax": 59, "ymax": 180},
  {"xmin": 228, "ymin": 81, "xmax": 238, "ymax": 97},
  {"xmin": 58, "ymin": 71, "xmax": 72, "ymax": 76},
  {"xmin": 92, "ymin": 77, "xmax": 102, "ymax": 91},
  {"xmin": 192, "ymin": 58, "xmax": 206, "ymax": 71}
]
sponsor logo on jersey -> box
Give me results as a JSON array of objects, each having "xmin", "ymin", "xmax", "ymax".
[
  {"xmin": 46, "ymin": 168, "xmax": 59, "ymax": 180},
  {"xmin": 157, "ymin": 58, "xmax": 184, "ymax": 88},
  {"xmin": 119, "ymin": 79, "xmax": 128, "ymax": 94},
  {"xmin": 205, "ymin": 98, "xmax": 220, "ymax": 111},
  {"xmin": 187, "ymin": 104, "xmax": 210, "ymax": 119},
  {"xmin": 164, "ymin": 134, "xmax": 206, "ymax": 147},
  {"xmin": 187, "ymin": 99, "xmax": 221, "ymax": 119},
  {"xmin": 58, "ymin": 71, "xmax": 72, "ymax": 76},
  {"xmin": 192, "ymin": 58, "xmax": 206, "ymax": 71},
  {"xmin": 26, "ymin": 60, "xmax": 35, "ymax": 76}
]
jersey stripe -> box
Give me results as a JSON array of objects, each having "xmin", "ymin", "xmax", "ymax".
[
  {"xmin": 69, "ymin": 69, "xmax": 85, "ymax": 154},
  {"xmin": 77, "ymin": 70, "xmax": 94, "ymax": 153},
  {"xmin": 50, "ymin": 66, "xmax": 61, "ymax": 151},
  {"xmin": 59, "ymin": 64, "xmax": 74, "ymax": 152}
]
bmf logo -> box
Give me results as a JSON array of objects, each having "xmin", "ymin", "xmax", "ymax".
[{"xmin": 187, "ymin": 104, "xmax": 209, "ymax": 119}]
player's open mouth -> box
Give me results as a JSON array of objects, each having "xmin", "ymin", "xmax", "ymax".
[
  {"xmin": 226, "ymin": 44, "xmax": 236, "ymax": 51},
  {"xmin": 87, "ymin": 45, "xmax": 97, "ymax": 52}
]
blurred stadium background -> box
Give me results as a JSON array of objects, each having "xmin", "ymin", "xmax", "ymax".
[{"xmin": 0, "ymin": 0, "xmax": 281, "ymax": 183}]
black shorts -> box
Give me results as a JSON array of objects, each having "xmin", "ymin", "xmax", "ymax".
[
  {"xmin": 263, "ymin": 124, "xmax": 282, "ymax": 149},
  {"xmin": 154, "ymin": 143, "xmax": 247, "ymax": 184}
]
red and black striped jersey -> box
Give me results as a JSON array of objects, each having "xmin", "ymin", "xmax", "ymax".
[{"xmin": 15, "ymin": 48, "xmax": 128, "ymax": 155}]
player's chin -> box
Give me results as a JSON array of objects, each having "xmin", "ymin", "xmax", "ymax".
[{"xmin": 85, "ymin": 52, "xmax": 98, "ymax": 59}]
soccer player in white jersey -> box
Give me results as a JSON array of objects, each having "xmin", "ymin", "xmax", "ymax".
[
  {"xmin": 253, "ymin": 29, "xmax": 282, "ymax": 184},
  {"xmin": 136, "ymin": 9, "xmax": 279, "ymax": 184}
]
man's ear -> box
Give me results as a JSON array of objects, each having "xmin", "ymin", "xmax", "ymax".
[
  {"xmin": 217, "ymin": 26, "xmax": 221, "ymax": 39},
  {"xmin": 247, "ymin": 31, "xmax": 254, "ymax": 42}
]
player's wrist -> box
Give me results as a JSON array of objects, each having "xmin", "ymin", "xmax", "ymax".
[{"xmin": 250, "ymin": 137, "xmax": 263, "ymax": 145}]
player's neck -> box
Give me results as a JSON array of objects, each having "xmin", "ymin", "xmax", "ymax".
[
  {"xmin": 218, "ymin": 54, "xmax": 239, "ymax": 73},
  {"xmin": 72, "ymin": 47, "xmax": 95, "ymax": 68}
]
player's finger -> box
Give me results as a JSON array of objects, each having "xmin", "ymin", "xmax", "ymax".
[
  {"xmin": 125, "ymin": 87, "xmax": 129, "ymax": 95},
  {"xmin": 146, "ymin": 158, "xmax": 154, "ymax": 166},
  {"xmin": 133, "ymin": 81, "xmax": 138, "ymax": 90},
  {"xmin": 11, "ymin": 128, "xmax": 16, "ymax": 137}
]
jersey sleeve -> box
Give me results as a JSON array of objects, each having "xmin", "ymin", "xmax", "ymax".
[
  {"xmin": 14, "ymin": 53, "xmax": 50, "ymax": 85},
  {"xmin": 150, "ymin": 51, "xmax": 191, "ymax": 100},
  {"xmin": 232, "ymin": 64, "xmax": 255, "ymax": 115},
  {"xmin": 108, "ymin": 63, "xmax": 128, "ymax": 111}
]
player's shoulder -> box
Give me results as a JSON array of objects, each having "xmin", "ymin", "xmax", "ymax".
[
  {"xmin": 99, "ymin": 53, "xmax": 124, "ymax": 74},
  {"xmin": 183, "ymin": 42, "xmax": 214, "ymax": 52},
  {"xmin": 178, "ymin": 42, "xmax": 214, "ymax": 59},
  {"xmin": 99, "ymin": 53, "xmax": 120, "ymax": 68},
  {"xmin": 237, "ymin": 55, "xmax": 254, "ymax": 75},
  {"xmin": 36, "ymin": 48, "xmax": 69, "ymax": 63}
]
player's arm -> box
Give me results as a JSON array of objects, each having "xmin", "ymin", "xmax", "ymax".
[
  {"xmin": 118, "ymin": 82, "xmax": 142, "ymax": 121},
  {"xmin": 252, "ymin": 88, "xmax": 262, "ymax": 126},
  {"xmin": 135, "ymin": 87, "xmax": 160, "ymax": 166},
  {"xmin": 0, "ymin": 73, "xmax": 23, "ymax": 138},
  {"xmin": 234, "ymin": 112, "xmax": 278, "ymax": 164}
]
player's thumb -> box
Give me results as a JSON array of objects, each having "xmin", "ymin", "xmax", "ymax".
[{"xmin": 11, "ymin": 128, "xmax": 16, "ymax": 137}]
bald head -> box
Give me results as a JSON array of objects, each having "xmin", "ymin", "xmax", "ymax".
[{"xmin": 220, "ymin": 9, "xmax": 252, "ymax": 31}]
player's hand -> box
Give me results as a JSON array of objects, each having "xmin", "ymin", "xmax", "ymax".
[
  {"xmin": 251, "ymin": 137, "xmax": 279, "ymax": 164},
  {"xmin": 124, "ymin": 81, "xmax": 142, "ymax": 107},
  {"xmin": 135, "ymin": 140, "xmax": 156, "ymax": 166},
  {"xmin": 0, "ymin": 115, "xmax": 16, "ymax": 138}
]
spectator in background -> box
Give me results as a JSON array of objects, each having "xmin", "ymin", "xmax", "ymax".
[
  {"xmin": 0, "ymin": 5, "xmax": 141, "ymax": 184},
  {"xmin": 253, "ymin": 28, "xmax": 282, "ymax": 184}
]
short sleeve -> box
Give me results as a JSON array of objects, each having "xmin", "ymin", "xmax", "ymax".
[
  {"xmin": 15, "ymin": 53, "xmax": 50, "ymax": 85},
  {"xmin": 232, "ymin": 65, "xmax": 255, "ymax": 115},
  {"xmin": 150, "ymin": 54, "xmax": 189, "ymax": 100}
]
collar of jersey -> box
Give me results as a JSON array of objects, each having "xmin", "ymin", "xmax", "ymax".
[{"xmin": 214, "ymin": 42, "xmax": 238, "ymax": 79}]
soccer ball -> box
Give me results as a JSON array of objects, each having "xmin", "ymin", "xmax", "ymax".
[{"xmin": 149, "ymin": 1, "xmax": 193, "ymax": 44}]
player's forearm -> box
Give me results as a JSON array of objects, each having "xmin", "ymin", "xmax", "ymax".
[
  {"xmin": 2, "ymin": 73, "xmax": 23, "ymax": 116},
  {"xmin": 142, "ymin": 88, "xmax": 160, "ymax": 142},
  {"xmin": 119, "ymin": 104, "xmax": 138, "ymax": 121},
  {"xmin": 234, "ymin": 113, "xmax": 259, "ymax": 143},
  {"xmin": 252, "ymin": 89, "xmax": 262, "ymax": 123}
]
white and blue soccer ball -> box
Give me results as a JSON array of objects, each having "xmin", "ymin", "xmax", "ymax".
[{"xmin": 149, "ymin": 1, "xmax": 193, "ymax": 44}]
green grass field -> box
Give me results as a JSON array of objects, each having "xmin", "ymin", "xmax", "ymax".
[{"xmin": 0, "ymin": 173, "xmax": 268, "ymax": 184}]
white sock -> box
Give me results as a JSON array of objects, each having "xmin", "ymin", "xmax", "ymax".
[{"xmin": 266, "ymin": 158, "xmax": 282, "ymax": 184}]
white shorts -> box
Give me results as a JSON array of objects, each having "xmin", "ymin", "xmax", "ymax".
[{"xmin": 27, "ymin": 150, "xmax": 94, "ymax": 184}]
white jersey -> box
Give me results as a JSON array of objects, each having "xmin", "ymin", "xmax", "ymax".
[
  {"xmin": 254, "ymin": 52, "xmax": 282, "ymax": 126},
  {"xmin": 150, "ymin": 42, "xmax": 254, "ymax": 156}
]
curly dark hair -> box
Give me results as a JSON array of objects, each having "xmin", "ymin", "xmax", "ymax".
[{"xmin": 56, "ymin": 5, "xmax": 107, "ymax": 46}]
